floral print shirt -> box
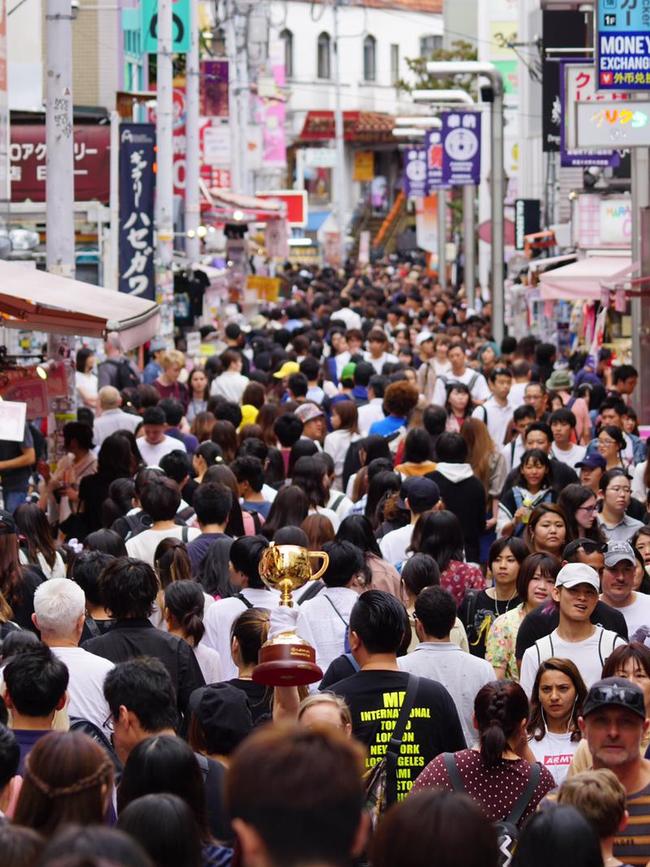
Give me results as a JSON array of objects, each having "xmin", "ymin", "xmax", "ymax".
[
  {"xmin": 440, "ymin": 560, "xmax": 486, "ymax": 607},
  {"xmin": 485, "ymin": 603, "xmax": 526, "ymax": 681}
]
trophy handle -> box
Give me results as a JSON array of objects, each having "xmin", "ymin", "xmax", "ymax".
[{"xmin": 309, "ymin": 551, "xmax": 330, "ymax": 582}]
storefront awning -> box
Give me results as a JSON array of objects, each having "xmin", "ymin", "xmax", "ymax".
[
  {"xmin": 539, "ymin": 256, "xmax": 633, "ymax": 301},
  {"xmin": 201, "ymin": 185, "xmax": 288, "ymax": 223},
  {"xmin": 298, "ymin": 111, "xmax": 395, "ymax": 144},
  {"xmin": 0, "ymin": 261, "xmax": 160, "ymax": 349}
]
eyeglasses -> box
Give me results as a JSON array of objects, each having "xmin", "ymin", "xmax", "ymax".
[
  {"xmin": 598, "ymin": 438, "xmax": 618, "ymax": 448},
  {"xmin": 103, "ymin": 713, "xmax": 115, "ymax": 733},
  {"xmin": 578, "ymin": 505, "xmax": 598, "ymax": 513},
  {"xmin": 607, "ymin": 486, "xmax": 631, "ymax": 494}
]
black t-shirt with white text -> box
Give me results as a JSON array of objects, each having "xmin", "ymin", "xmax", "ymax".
[{"xmin": 329, "ymin": 669, "xmax": 466, "ymax": 801}]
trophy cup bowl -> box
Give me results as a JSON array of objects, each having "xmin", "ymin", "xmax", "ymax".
[{"xmin": 252, "ymin": 543, "xmax": 329, "ymax": 687}]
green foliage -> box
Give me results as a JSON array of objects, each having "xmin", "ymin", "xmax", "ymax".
[{"xmin": 396, "ymin": 39, "xmax": 478, "ymax": 96}]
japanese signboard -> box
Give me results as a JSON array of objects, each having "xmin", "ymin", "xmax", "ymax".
[
  {"xmin": 424, "ymin": 128, "xmax": 443, "ymax": 191},
  {"xmin": 576, "ymin": 100, "xmax": 650, "ymax": 147},
  {"xmin": 514, "ymin": 199, "xmax": 541, "ymax": 250},
  {"xmin": 256, "ymin": 190, "xmax": 306, "ymax": 227},
  {"xmin": 200, "ymin": 60, "xmax": 229, "ymax": 117},
  {"xmin": 119, "ymin": 123, "xmax": 156, "ymax": 300},
  {"xmin": 255, "ymin": 40, "xmax": 286, "ymax": 169},
  {"xmin": 574, "ymin": 193, "xmax": 632, "ymax": 248},
  {"xmin": 402, "ymin": 147, "xmax": 428, "ymax": 198},
  {"xmin": 141, "ymin": 0, "xmax": 189, "ymax": 53},
  {"xmin": 10, "ymin": 124, "xmax": 110, "ymax": 203},
  {"xmin": 561, "ymin": 61, "xmax": 625, "ymax": 167},
  {"xmin": 542, "ymin": 10, "xmax": 588, "ymax": 151},
  {"xmin": 597, "ymin": 0, "xmax": 650, "ymax": 90},
  {"xmin": 353, "ymin": 151, "xmax": 374, "ymax": 182},
  {"xmin": 441, "ymin": 111, "xmax": 481, "ymax": 186}
]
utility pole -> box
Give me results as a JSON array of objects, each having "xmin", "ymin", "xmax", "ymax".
[
  {"xmin": 226, "ymin": 0, "xmax": 250, "ymax": 194},
  {"xmin": 155, "ymin": 0, "xmax": 174, "ymax": 307},
  {"xmin": 332, "ymin": 0, "xmax": 346, "ymax": 265},
  {"xmin": 463, "ymin": 183, "xmax": 476, "ymax": 307},
  {"xmin": 426, "ymin": 62, "xmax": 505, "ymax": 344},
  {"xmin": 437, "ymin": 190, "xmax": 446, "ymax": 289},
  {"xmin": 108, "ymin": 109, "xmax": 120, "ymax": 290},
  {"xmin": 185, "ymin": 0, "xmax": 200, "ymax": 262},
  {"xmin": 45, "ymin": 0, "xmax": 75, "ymax": 278},
  {"xmin": 631, "ymin": 148, "xmax": 650, "ymax": 419}
]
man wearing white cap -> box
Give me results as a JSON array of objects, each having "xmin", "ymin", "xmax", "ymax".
[
  {"xmin": 600, "ymin": 540, "xmax": 650, "ymax": 642},
  {"xmin": 520, "ymin": 562, "xmax": 626, "ymax": 697}
]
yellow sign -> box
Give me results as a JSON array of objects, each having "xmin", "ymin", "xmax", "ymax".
[
  {"xmin": 353, "ymin": 151, "xmax": 374, "ymax": 182},
  {"xmin": 246, "ymin": 275, "xmax": 281, "ymax": 302}
]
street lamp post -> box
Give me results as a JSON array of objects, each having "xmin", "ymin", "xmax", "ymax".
[{"xmin": 425, "ymin": 62, "xmax": 505, "ymax": 344}]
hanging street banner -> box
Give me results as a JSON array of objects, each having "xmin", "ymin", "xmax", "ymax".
[
  {"xmin": 141, "ymin": 0, "xmax": 189, "ymax": 54},
  {"xmin": 441, "ymin": 111, "xmax": 481, "ymax": 186},
  {"xmin": 597, "ymin": 0, "xmax": 650, "ymax": 90},
  {"xmin": 402, "ymin": 147, "xmax": 428, "ymax": 198},
  {"xmin": 560, "ymin": 61, "xmax": 624, "ymax": 167},
  {"xmin": 119, "ymin": 123, "xmax": 156, "ymax": 300},
  {"xmin": 424, "ymin": 128, "xmax": 443, "ymax": 191},
  {"xmin": 200, "ymin": 60, "xmax": 229, "ymax": 117}
]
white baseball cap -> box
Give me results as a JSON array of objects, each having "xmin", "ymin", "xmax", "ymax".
[{"xmin": 555, "ymin": 562, "xmax": 600, "ymax": 592}]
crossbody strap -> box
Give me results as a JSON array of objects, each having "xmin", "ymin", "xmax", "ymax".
[
  {"xmin": 505, "ymin": 762, "xmax": 541, "ymax": 826},
  {"xmin": 324, "ymin": 594, "xmax": 349, "ymax": 628},
  {"xmin": 386, "ymin": 675, "xmax": 420, "ymax": 758},
  {"xmin": 442, "ymin": 752, "xmax": 466, "ymax": 792}
]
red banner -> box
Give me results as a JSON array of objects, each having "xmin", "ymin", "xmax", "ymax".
[{"xmin": 10, "ymin": 124, "xmax": 110, "ymax": 203}]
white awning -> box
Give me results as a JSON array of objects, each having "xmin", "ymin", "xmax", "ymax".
[
  {"xmin": 528, "ymin": 254, "xmax": 576, "ymax": 275},
  {"xmin": 0, "ymin": 262, "xmax": 160, "ymax": 350},
  {"xmin": 539, "ymin": 256, "xmax": 633, "ymax": 301}
]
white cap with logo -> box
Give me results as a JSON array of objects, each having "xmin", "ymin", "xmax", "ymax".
[{"xmin": 555, "ymin": 562, "xmax": 600, "ymax": 592}]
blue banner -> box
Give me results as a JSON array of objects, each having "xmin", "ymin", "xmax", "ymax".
[
  {"xmin": 119, "ymin": 123, "xmax": 156, "ymax": 300},
  {"xmin": 402, "ymin": 147, "xmax": 428, "ymax": 198},
  {"xmin": 441, "ymin": 111, "xmax": 481, "ymax": 186},
  {"xmin": 597, "ymin": 0, "xmax": 650, "ymax": 90},
  {"xmin": 424, "ymin": 128, "xmax": 443, "ymax": 191}
]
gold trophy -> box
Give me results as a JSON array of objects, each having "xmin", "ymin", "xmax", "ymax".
[{"xmin": 252, "ymin": 543, "xmax": 329, "ymax": 686}]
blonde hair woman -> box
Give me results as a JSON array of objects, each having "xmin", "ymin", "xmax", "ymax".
[{"xmin": 155, "ymin": 349, "xmax": 189, "ymax": 412}]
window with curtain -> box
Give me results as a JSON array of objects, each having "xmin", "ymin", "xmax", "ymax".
[
  {"xmin": 390, "ymin": 43, "xmax": 399, "ymax": 85},
  {"xmin": 420, "ymin": 34, "xmax": 442, "ymax": 57},
  {"xmin": 363, "ymin": 35, "xmax": 377, "ymax": 82},
  {"xmin": 317, "ymin": 32, "xmax": 331, "ymax": 79},
  {"xmin": 280, "ymin": 28, "xmax": 293, "ymax": 78}
]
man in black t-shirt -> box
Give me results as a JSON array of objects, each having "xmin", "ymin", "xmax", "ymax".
[
  {"xmin": 0, "ymin": 421, "xmax": 35, "ymax": 513},
  {"xmin": 515, "ymin": 539, "xmax": 628, "ymax": 664},
  {"xmin": 329, "ymin": 591, "xmax": 466, "ymax": 803}
]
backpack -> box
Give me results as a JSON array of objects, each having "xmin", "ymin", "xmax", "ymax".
[
  {"xmin": 442, "ymin": 751, "xmax": 541, "ymax": 867},
  {"xmin": 438, "ymin": 372, "xmax": 480, "ymax": 397},
  {"xmin": 534, "ymin": 627, "xmax": 619, "ymax": 670},
  {"xmin": 106, "ymin": 358, "xmax": 140, "ymax": 391},
  {"xmin": 364, "ymin": 674, "xmax": 419, "ymax": 828}
]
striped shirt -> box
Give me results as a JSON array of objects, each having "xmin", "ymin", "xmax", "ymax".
[{"xmin": 614, "ymin": 781, "xmax": 650, "ymax": 866}]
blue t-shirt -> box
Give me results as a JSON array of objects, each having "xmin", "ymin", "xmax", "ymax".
[{"xmin": 368, "ymin": 416, "xmax": 405, "ymax": 437}]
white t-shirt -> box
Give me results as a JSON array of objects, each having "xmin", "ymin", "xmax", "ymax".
[
  {"xmin": 520, "ymin": 627, "xmax": 626, "ymax": 697},
  {"xmin": 432, "ymin": 367, "xmax": 491, "ymax": 407},
  {"xmin": 550, "ymin": 443, "xmax": 587, "ymax": 470},
  {"xmin": 358, "ymin": 399, "xmax": 385, "ymax": 437},
  {"xmin": 605, "ymin": 592, "xmax": 650, "ymax": 643},
  {"xmin": 508, "ymin": 381, "xmax": 528, "ymax": 408},
  {"xmin": 125, "ymin": 525, "xmax": 201, "ymax": 566},
  {"xmin": 210, "ymin": 371, "xmax": 249, "ymax": 404},
  {"xmin": 364, "ymin": 351, "xmax": 398, "ymax": 376},
  {"xmin": 203, "ymin": 588, "xmax": 281, "ymax": 680},
  {"xmin": 528, "ymin": 730, "xmax": 580, "ymax": 787},
  {"xmin": 194, "ymin": 641, "xmax": 223, "ymax": 684},
  {"xmin": 51, "ymin": 646, "xmax": 114, "ymax": 732},
  {"xmin": 296, "ymin": 586, "xmax": 359, "ymax": 675},
  {"xmin": 632, "ymin": 460, "xmax": 648, "ymax": 503},
  {"xmin": 138, "ymin": 435, "xmax": 187, "ymax": 467},
  {"xmin": 472, "ymin": 397, "xmax": 514, "ymax": 448},
  {"xmin": 379, "ymin": 524, "xmax": 414, "ymax": 566}
]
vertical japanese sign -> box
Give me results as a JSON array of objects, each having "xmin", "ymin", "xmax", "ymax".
[
  {"xmin": 255, "ymin": 40, "xmax": 286, "ymax": 168},
  {"xmin": 141, "ymin": 0, "xmax": 189, "ymax": 53},
  {"xmin": 119, "ymin": 123, "xmax": 156, "ymax": 299},
  {"xmin": 560, "ymin": 61, "xmax": 624, "ymax": 166},
  {"xmin": 424, "ymin": 128, "xmax": 443, "ymax": 190},
  {"xmin": 402, "ymin": 147, "xmax": 427, "ymax": 198},
  {"xmin": 441, "ymin": 111, "xmax": 481, "ymax": 186},
  {"xmin": 200, "ymin": 60, "xmax": 229, "ymax": 117},
  {"xmin": 597, "ymin": 0, "xmax": 650, "ymax": 89}
]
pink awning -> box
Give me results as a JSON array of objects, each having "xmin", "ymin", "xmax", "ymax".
[
  {"xmin": 0, "ymin": 262, "xmax": 160, "ymax": 349},
  {"xmin": 539, "ymin": 257, "xmax": 633, "ymax": 301}
]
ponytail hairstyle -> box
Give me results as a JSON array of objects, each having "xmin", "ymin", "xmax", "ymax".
[
  {"xmin": 154, "ymin": 538, "xmax": 192, "ymax": 589},
  {"xmin": 474, "ymin": 681, "xmax": 529, "ymax": 768},
  {"xmin": 230, "ymin": 607, "xmax": 270, "ymax": 666},
  {"xmin": 164, "ymin": 580, "xmax": 205, "ymax": 646}
]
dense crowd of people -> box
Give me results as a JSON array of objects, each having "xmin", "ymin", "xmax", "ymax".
[{"xmin": 0, "ymin": 261, "xmax": 648, "ymax": 867}]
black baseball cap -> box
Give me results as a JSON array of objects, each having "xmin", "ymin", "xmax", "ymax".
[
  {"xmin": 397, "ymin": 477, "xmax": 440, "ymax": 514},
  {"xmin": 188, "ymin": 684, "xmax": 253, "ymax": 753},
  {"xmin": 575, "ymin": 454, "xmax": 607, "ymax": 471},
  {"xmin": 582, "ymin": 677, "xmax": 646, "ymax": 722}
]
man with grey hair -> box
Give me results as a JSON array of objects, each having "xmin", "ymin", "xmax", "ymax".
[
  {"xmin": 32, "ymin": 578, "xmax": 114, "ymax": 732},
  {"xmin": 93, "ymin": 385, "xmax": 140, "ymax": 446},
  {"xmin": 97, "ymin": 331, "xmax": 140, "ymax": 390}
]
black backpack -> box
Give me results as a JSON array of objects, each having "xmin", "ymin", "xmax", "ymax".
[
  {"xmin": 106, "ymin": 358, "xmax": 140, "ymax": 390},
  {"xmin": 442, "ymin": 752, "xmax": 541, "ymax": 867}
]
